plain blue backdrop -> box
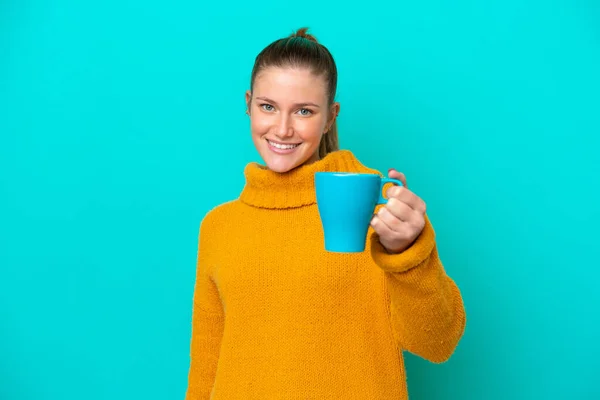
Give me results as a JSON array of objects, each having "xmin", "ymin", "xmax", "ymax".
[{"xmin": 1, "ymin": 1, "xmax": 599, "ymax": 399}]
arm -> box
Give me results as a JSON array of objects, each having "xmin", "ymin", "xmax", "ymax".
[
  {"xmin": 370, "ymin": 215, "xmax": 466, "ymax": 363},
  {"xmin": 185, "ymin": 219, "xmax": 224, "ymax": 399}
]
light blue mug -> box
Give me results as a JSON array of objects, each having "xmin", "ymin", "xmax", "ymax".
[{"xmin": 315, "ymin": 172, "xmax": 403, "ymax": 253}]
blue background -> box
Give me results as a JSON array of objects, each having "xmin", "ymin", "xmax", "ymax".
[{"xmin": 1, "ymin": 1, "xmax": 599, "ymax": 399}]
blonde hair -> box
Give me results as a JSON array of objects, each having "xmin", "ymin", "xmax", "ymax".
[{"xmin": 249, "ymin": 27, "xmax": 339, "ymax": 159}]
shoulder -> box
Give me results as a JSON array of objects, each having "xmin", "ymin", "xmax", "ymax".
[{"xmin": 199, "ymin": 199, "xmax": 241, "ymax": 234}]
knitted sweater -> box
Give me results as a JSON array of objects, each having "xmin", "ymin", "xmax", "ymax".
[{"xmin": 185, "ymin": 150, "xmax": 466, "ymax": 400}]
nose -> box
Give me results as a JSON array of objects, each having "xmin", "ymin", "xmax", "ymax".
[{"xmin": 275, "ymin": 114, "xmax": 294, "ymax": 138}]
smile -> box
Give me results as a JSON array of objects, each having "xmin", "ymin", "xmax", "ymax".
[{"xmin": 266, "ymin": 139, "xmax": 301, "ymax": 150}]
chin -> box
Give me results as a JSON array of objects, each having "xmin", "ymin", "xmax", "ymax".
[
  {"xmin": 258, "ymin": 148, "xmax": 313, "ymax": 173},
  {"xmin": 263, "ymin": 156, "xmax": 303, "ymax": 173}
]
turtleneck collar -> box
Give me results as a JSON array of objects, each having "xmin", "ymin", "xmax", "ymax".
[{"xmin": 239, "ymin": 150, "xmax": 377, "ymax": 209}]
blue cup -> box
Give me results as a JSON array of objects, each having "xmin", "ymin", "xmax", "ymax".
[{"xmin": 315, "ymin": 172, "xmax": 403, "ymax": 253}]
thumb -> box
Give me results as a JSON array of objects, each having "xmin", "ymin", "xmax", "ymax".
[{"xmin": 388, "ymin": 168, "xmax": 408, "ymax": 188}]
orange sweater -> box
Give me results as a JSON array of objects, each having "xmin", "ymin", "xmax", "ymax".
[{"xmin": 185, "ymin": 150, "xmax": 466, "ymax": 399}]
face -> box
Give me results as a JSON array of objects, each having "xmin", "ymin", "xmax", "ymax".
[{"xmin": 246, "ymin": 66, "xmax": 339, "ymax": 173}]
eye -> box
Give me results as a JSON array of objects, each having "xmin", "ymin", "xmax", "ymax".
[
  {"xmin": 297, "ymin": 108, "xmax": 313, "ymax": 116},
  {"xmin": 260, "ymin": 103, "xmax": 275, "ymax": 112}
]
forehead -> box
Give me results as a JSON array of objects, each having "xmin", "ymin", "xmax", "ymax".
[{"xmin": 253, "ymin": 67, "xmax": 328, "ymax": 102}]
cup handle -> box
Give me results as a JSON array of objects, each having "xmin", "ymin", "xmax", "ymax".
[{"xmin": 378, "ymin": 178, "xmax": 404, "ymax": 204}]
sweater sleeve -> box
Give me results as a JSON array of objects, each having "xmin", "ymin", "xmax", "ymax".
[
  {"xmin": 369, "ymin": 214, "xmax": 466, "ymax": 363},
  {"xmin": 185, "ymin": 218, "xmax": 225, "ymax": 399}
]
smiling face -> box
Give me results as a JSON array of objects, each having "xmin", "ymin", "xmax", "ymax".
[{"xmin": 246, "ymin": 66, "xmax": 339, "ymax": 173}]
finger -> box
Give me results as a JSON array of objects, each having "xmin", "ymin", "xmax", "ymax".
[
  {"xmin": 370, "ymin": 214, "xmax": 396, "ymax": 238},
  {"xmin": 387, "ymin": 199, "xmax": 426, "ymax": 232},
  {"xmin": 388, "ymin": 168, "xmax": 407, "ymax": 188},
  {"xmin": 377, "ymin": 206, "xmax": 406, "ymax": 232},
  {"xmin": 383, "ymin": 198, "xmax": 413, "ymax": 223},
  {"xmin": 386, "ymin": 186, "xmax": 426, "ymax": 213}
]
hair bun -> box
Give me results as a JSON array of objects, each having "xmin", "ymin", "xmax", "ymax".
[{"xmin": 290, "ymin": 27, "xmax": 318, "ymax": 43}]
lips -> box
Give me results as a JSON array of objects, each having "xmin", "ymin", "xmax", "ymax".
[{"xmin": 266, "ymin": 139, "xmax": 301, "ymax": 150}]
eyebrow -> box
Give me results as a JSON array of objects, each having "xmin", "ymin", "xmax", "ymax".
[{"xmin": 255, "ymin": 96, "xmax": 321, "ymax": 108}]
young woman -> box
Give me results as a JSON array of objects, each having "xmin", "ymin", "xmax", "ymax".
[{"xmin": 185, "ymin": 28, "xmax": 466, "ymax": 400}]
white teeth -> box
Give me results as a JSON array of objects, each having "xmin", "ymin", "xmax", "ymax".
[{"xmin": 268, "ymin": 140, "xmax": 300, "ymax": 150}]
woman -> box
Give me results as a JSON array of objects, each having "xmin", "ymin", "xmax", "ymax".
[{"xmin": 185, "ymin": 27, "xmax": 466, "ymax": 399}]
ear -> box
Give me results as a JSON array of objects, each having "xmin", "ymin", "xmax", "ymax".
[
  {"xmin": 325, "ymin": 102, "xmax": 340, "ymax": 132},
  {"xmin": 245, "ymin": 90, "xmax": 252, "ymax": 114}
]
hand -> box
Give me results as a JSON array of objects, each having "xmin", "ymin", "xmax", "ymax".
[{"xmin": 370, "ymin": 169, "xmax": 427, "ymax": 254}]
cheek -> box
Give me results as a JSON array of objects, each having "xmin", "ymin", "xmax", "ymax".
[
  {"xmin": 296, "ymin": 118, "xmax": 327, "ymax": 140},
  {"xmin": 250, "ymin": 116, "xmax": 270, "ymax": 136}
]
